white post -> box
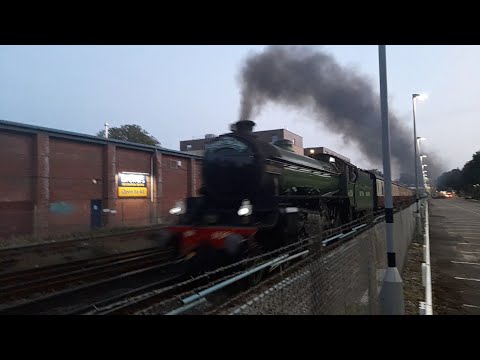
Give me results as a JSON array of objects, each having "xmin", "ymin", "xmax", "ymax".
[
  {"xmin": 424, "ymin": 201, "xmax": 433, "ymax": 314},
  {"xmin": 378, "ymin": 45, "xmax": 405, "ymax": 315}
]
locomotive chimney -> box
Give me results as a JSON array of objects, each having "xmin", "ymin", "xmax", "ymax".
[{"xmin": 233, "ymin": 120, "xmax": 256, "ymax": 135}]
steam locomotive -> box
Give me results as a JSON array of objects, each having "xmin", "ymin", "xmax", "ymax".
[{"xmin": 159, "ymin": 120, "xmax": 415, "ymax": 270}]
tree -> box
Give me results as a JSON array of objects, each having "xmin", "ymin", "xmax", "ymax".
[
  {"xmin": 97, "ymin": 124, "xmax": 160, "ymax": 146},
  {"xmin": 461, "ymin": 151, "xmax": 480, "ymax": 194},
  {"xmin": 397, "ymin": 172, "xmax": 416, "ymax": 187},
  {"xmin": 437, "ymin": 168, "xmax": 462, "ymax": 191}
]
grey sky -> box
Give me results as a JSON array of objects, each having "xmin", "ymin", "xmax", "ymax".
[{"xmin": 0, "ymin": 45, "xmax": 478, "ymax": 175}]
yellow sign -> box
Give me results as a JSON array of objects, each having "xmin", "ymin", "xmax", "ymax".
[{"xmin": 118, "ymin": 187, "xmax": 148, "ymax": 197}]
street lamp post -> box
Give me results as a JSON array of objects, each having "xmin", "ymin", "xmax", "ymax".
[
  {"xmin": 412, "ymin": 95, "xmax": 419, "ymax": 213},
  {"xmin": 412, "ymin": 95, "xmax": 428, "ymax": 209},
  {"xmin": 379, "ymin": 45, "xmax": 405, "ymax": 315},
  {"xmin": 417, "ymin": 137, "xmax": 427, "ymax": 196},
  {"xmin": 420, "ymin": 155, "xmax": 428, "ymax": 197},
  {"xmin": 412, "ymin": 95, "xmax": 423, "ymax": 213}
]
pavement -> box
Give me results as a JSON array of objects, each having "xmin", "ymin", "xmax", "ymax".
[{"xmin": 429, "ymin": 197, "xmax": 480, "ymax": 314}]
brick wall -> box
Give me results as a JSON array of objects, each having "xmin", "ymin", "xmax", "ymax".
[
  {"xmin": 0, "ymin": 131, "xmax": 34, "ymax": 238},
  {"xmin": 0, "ymin": 123, "xmax": 203, "ymax": 240},
  {"xmin": 161, "ymin": 155, "xmax": 189, "ymax": 221},
  {"xmin": 48, "ymin": 138, "xmax": 103, "ymax": 234},
  {"xmin": 115, "ymin": 147, "xmax": 152, "ymax": 227}
]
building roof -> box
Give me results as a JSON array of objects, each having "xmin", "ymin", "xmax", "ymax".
[
  {"xmin": 183, "ymin": 127, "xmax": 302, "ymax": 141},
  {"xmin": 0, "ymin": 119, "xmax": 202, "ymax": 159},
  {"xmin": 305, "ymin": 146, "xmax": 351, "ymax": 163}
]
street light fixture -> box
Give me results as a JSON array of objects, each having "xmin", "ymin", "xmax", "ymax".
[
  {"xmin": 414, "ymin": 93, "xmax": 429, "ymax": 101},
  {"xmin": 417, "ymin": 137, "xmax": 426, "ymax": 155},
  {"xmin": 412, "ymin": 94, "xmax": 428, "ymax": 213}
]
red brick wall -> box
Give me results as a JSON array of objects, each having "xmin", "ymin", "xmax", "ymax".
[
  {"xmin": 103, "ymin": 144, "xmax": 117, "ymax": 227},
  {"xmin": 115, "ymin": 147, "xmax": 152, "ymax": 227},
  {"xmin": 48, "ymin": 138, "xmax": 103, "ymax": 234},
  {"xmin": 161, "ymin": 155, "xmax": 189, "ymax": 221},
  {"xmin": 195, "ymin": 160, "xmax": 203, "ymax": 195},
  {"xmin": 34, "ymin": 134, "xmax": 50, "ymax": 237},
  {"xmin": 0, "ymin": 125, "xmax": 204, "ymax": 238},
  {"xmin": 0, "ymin": 131, "xmax": 34, "ymax": 238}
]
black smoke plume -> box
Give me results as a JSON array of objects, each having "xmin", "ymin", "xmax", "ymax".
[{"xmin": 238, "ymin": 45, "xmax": 443, "ymax": 182}]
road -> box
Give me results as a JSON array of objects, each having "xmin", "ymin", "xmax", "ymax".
[{"xmin": 429, "ymin": 197, "xmax": 480, "ymax": 314}]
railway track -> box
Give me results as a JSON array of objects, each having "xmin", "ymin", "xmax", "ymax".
[
  {"xmin": 0, "ymin": 226, "xmax": 166, "ymax": 273},
  {"xmin": 0, "ymin": 247, "xmax": 167, "ymax": 287},
  {"xmin": 0, "ymin": 247, "xmax": 179, "ymax": 315},
  {"xmin": 68, "ymin": 274, "xmax": 196, "ymax": 315},
  {"xmin": 0, "ymin": 201, "xmax": 414, "ymax": 315},
  {"xmin": 90, "ymin": 201, "xmax": 415, "ymax": 315},
  {"xmin": 140, "ymin": 201, "xmax": 416, "ymax": 315}
]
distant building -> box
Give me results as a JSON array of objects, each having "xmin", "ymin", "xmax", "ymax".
[
  {"xmin": 179, "ymin": 134, "xmax": 217, "ymax": 155},
  {"xmin": 180, "ymin": 128, "xmax": 304, "ymax": 156},
  {"xmin": 304, "ymin": 147, "xmax": 351, "ymax": 163}
]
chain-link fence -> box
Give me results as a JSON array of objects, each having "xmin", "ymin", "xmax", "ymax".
[{"xmin": 142, "ymin": 202, "xmax": 417, "ymax": 315}]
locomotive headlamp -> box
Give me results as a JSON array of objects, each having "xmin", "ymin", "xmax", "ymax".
[
  {"xmin": 169, "ymin": 200, "xmax": 186, "ymax": 215},
  {"xmin": 237, "ymin": 199, "xmax": 253, "ymax": 216}
]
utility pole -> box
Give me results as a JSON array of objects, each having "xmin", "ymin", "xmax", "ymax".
[{"xmin": 378, "ymin": 45, "xmax": 405, "ymax": 315}]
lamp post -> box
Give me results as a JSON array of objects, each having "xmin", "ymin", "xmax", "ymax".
[
  {"xmin": 379, "ymin": 45, "xmax": 405, "ymax": 315},
  {"xmin": 420, "ymin": 155, "xmax": 428, "ymax": 198},
  {"xmin": 417, "ymin": 137, "xmax": 427, "ymax": 196},
  {"xmin": 412, "ymin": 95, "xmax": 428, "ymax": 213},
  {"xmin": 417, "ymin": 137, "xmax": 426, "ymax": 165}
]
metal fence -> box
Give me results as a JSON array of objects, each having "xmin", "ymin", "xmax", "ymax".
[
  {"xmin": 213, "ymin": 226, "xmax": 385, "ymax": 315},
  {"xmin": 137, "ymin": 202, "xmax": 418, "ymax": 315}
]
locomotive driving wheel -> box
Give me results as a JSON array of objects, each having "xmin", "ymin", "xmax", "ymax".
[{"xmin": 331, "ymin": 208, "xmax": 342, "ymax": 229}]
